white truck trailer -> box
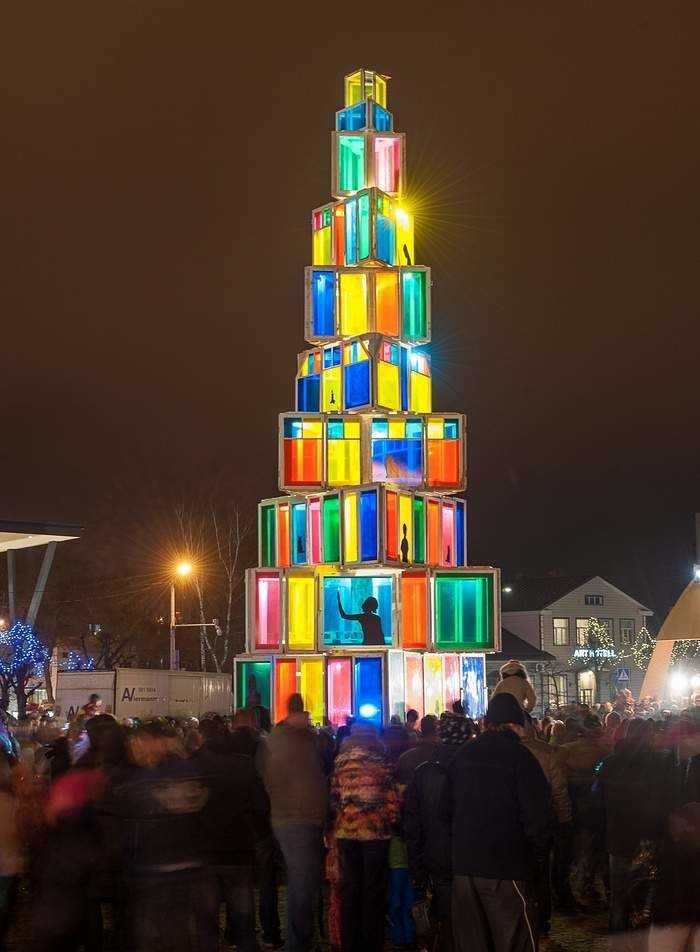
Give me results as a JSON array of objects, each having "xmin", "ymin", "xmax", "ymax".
[{"xmin": 55, "ymin": 668, "xmax": 232, "ymax": 722}]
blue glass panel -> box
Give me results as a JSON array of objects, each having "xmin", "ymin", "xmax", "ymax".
[
  {"xmin": 332, "ymin": 345, "xmax": 341, "ymax": 366},
  {"xmin": 323, "ymin": 347, "xmax": 335, "ymax": 370},
  {"xmin": 297, "ymin": 375, "xmax": 320, "ymax": 412},
  {"xmin": 284, "ymin": 417, "xmax": 303, "ymax": 438},
  {"xmin": 444, "ymin": 419, "xmax": 459, "ymax": 439},
  {"xmin": 345, "ymin": 198, "xmax": 358, "ymax": 265},
  {"xmin": 354, "ymin": 656, "xmax": 383, "ymax": 725},
  {"xmin": 371, "ymin": 418, "xmax": 389, "ymax": 439},
  {"xmin": 323, "ymin": 575, "xmax": 393, "ymax": 648},
  {"xmin": 372, "ymin": 103, "xmax": 393, "ymax": 132},
  {"xmin": 461, "ymin": 655, "xmax": 486, "ymax": 718},
  {"xmin": 456, "ymin": 502, "xmax": 465, "ymax": 566},
  {"xmin": 327, "ymin": 420, "xmax": 344, "ymax": 439},
  {"xmin": 359, "ymin": 490, "xmax": 378, "ymax": 561},
  {"xmin": 376, "ymin": 214, "xmax": 395, "ymax": 265},
  {"xmin": 336, "ymin": 102, "xmax": 367, "ymax": 131},
  {"xmin": 292, "ymin": 503, "xmax": 308, "ymax": 565},
  {"xmin": 405, "ymin": 419, "xmax": 423, "ymax": 439},
  {"xmin": 311, "ymin": 270, "xmax": 335, "ymax": 337},
  {"xmin": 400, "ymin": 347, "xmax": 408, "ymax": 411},
  {"xmin": 371, "ymin": 438, "xmax": 423, "ymax": 485},
  {"xmin": 344, "ymin": 360, "xmax": 370, "ymax": 409}
]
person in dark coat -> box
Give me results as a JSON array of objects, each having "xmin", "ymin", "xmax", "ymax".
[
  {"xmin": 444, "ymin": 694, "xmax": 551, "ymax": 952},
  {"xmin": 404, "ymin": 713, "xmax": 474, "ymax": 952}
]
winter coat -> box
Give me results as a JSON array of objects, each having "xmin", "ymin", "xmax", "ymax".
[
  {"xmin": 330, "ymin": 736, "xmax": 400, "ymax": 840},
  {"xmin": 404, "ymin": 748, "xmax": 459, "ymax": 886},
  {"xmin": 522, "ymin": 736, "xmax": 572, "ymax": 825},
  {"xmin": 491, "ymin": 673, "xmax": 537, "ymax": 712},
  {"xmin": 258, "ymin": 719, "xmax": 328, "ymax": 829},
  {"xmin": 444, "ymin": 728, "xmax": 551, "ymax": 880}
]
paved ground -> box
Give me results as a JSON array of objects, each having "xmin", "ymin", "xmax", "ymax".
[{"xmin": 7, "ymin": 883, "xmax": 611, "ymax": 950}]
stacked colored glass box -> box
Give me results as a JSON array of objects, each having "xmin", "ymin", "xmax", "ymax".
[{"xmin": 237, "ymin": 68, "xmax": 501, "ymax": 726}]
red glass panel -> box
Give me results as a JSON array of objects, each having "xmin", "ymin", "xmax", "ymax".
[
  {"xmin": 327, "ymin": 657, "xmax": 352, "ymax": 728},
  {"xmin": 255, "ymin": 573, "xmax": 280, "ymax": 649}
]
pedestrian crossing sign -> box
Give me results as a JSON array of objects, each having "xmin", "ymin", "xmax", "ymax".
[{"xmin": 615, "ymin": 667, "xmax": 630, "ymax": 683}]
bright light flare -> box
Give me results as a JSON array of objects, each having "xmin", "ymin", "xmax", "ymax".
[
  {"xmin": 358, "ymin": 703, "xmax": 378, "ymax": 719},
  {"xmin": 176, "ymin": 561, "xmax": 193, "ymax": 578},
  {"xmin": 670, "ymin": 672, "xmax": 688, "ymax": 694}
]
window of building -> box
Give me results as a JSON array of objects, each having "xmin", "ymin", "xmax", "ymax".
[
  {"xmin": 553, "ymin": 674, "xmax": 568, "ymax": 705},
  {"xmin": 553, "ymin": 617, "xmax": 570, "ymax": 646},
  {"xmin": 585, "ymin": 594, "xmax": 604, "ymax": 606},
  {"xmin": 620, "ymin": 618, "xmax": 635, "ymax": 645},
  {"xmin": 576, "ymin": 618, "xmax": 589, "ymax": 646},
  {"xmin": 594, "ymin": 617, "xmax": 613, "ymax": 638}
]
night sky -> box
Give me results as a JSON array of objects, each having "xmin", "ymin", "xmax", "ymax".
[{"xmin": 2, "ymin": 5, "xmax": 699, "ymax": 623}]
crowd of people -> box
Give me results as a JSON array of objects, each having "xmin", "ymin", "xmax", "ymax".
[{"xmin": 0, "ymin": 660, "xmax": 698, "ymax": 952}]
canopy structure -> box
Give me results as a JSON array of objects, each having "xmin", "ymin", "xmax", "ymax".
[
  {"xmin": 1, "ymin": 520, "xmax": 82, "ymax": 627},
  {"xmin": 640, "ymin": 574, "xmax": 700, "ymax": 699}
]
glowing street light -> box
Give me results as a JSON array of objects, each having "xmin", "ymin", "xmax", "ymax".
[{"xmin": 170, "ymin": 560, "xmax": 194, "ymax": 670}]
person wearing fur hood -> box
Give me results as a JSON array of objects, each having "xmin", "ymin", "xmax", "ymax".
[{"xmin": 491, "ymin": 659, "xmax": 537, "ymax": 711}]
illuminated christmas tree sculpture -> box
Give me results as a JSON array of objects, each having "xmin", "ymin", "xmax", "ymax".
[{"xmin": 236, "ymin": 70, "xmax": 501, "ymax": 725}]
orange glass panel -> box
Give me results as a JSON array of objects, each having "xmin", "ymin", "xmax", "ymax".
[
  {"xmin": 427, "ymin": 499, "xmax": 440, "ymax": 565},
  {"xmin": 427, "ymin": 440, "xmax": 460, "ymax": 487},
  {"xmin": 274, "ymin": 658, "xmax": 297, "ymax": 723},
  {"xmin": 284, "ymin": 438, "xmax": 322, "ymax": 486},
  {"xmin": 401, "ymin": 572, "xmax": 428, "ymax": 649},
  {"xmin": 278, "ymin": 504, "xmax": 290, "ymax": 567},
  {"xmin": 386, "ymin": 491, "xmax": 398, "ymax": 561},
  {"xmin": 375, "ymin": 272, "xmax": 399, "ymax": 336}
]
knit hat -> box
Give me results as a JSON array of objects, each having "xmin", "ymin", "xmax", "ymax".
[
  {"xmin": 499, "ymin": 659, "xmax": 528, "ymax": 680},
  {"xmin": 438, "ymin": 712, "xmax": 473, "ymax": 746},
  {"xmin": 485, "ymin": 693, "xmax": 525, "ymax": 727}
]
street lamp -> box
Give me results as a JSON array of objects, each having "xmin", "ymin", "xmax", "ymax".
[{"xmin": 170, "ymin": 561, "xmax": 193, "ymax": 670}]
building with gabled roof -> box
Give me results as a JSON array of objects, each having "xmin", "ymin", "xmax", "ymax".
[{"xmin": 501, "ymin": 575, "xmax": 653, "ymax": 706}]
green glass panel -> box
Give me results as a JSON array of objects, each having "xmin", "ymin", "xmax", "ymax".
[
  {"xmin": 339, "ymin": 136, "xmax": 366, "ymax": 192},
  {"xmin": 413, "ymin": 497, "xmax": 425, "ymax": 564},
  {"xmin": 260, "ymin": 505, "xmax": 276, "ymax": 566},
  {"xmin": 323, "ymin": 495, "xmax": 341, "ymax": 562},
  {"xmin": 434, "ymin": 573, "xmax": 494, "ymax": 650},
  {"xmin": 358, "ymin": 192, "xmax": 370, "ymax": 260},
  {"xmin": 236, "ymin": 661, "xmax": 271, "ymax": 709},
  {"xmin": 401, "ymin": 270, "xmax": 427, "ymax": 340}
]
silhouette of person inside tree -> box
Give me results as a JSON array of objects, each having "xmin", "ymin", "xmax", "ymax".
[{"xmin": 336, "ymin": 591, "xmax": 386, "ymax": 646}]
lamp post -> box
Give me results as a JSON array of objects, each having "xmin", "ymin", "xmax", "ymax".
[{"xmin": 170, "ymin": 561, "xmax": 193, "ymax": 670}]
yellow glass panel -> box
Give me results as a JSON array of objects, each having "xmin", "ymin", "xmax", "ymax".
[
  {"xmin": 298, "ymin": 359, "xmax": 308, "ymax": 379},
  {"xmin": 302, "ymin": 420, "xmax": 323, "ymax": 439},
  {"xmin": 343, "ymin": 492, "xmax": 359, "ymax": 563},
  {"xmin": 424, "ymin": 654, "xmax": 444, "ymax": 716},
  {"xmin": 377, "ymin": 361, "xmax": 400, "ymax": 410},
  {"xmin": 313, "ymin": 227, "xmax": 332, "ymax": 266},
  {"xmin": 287, "ymin": 576, "xmax": 315, "ymax": 651},
  {"xmin": 345, "ymin": 70, "xmax": 362, "ymax": 107},
  {"xmin": 388, "ymin": 419, "xmax": 405, "ymax": 439},
  {"xmin": 427, "ymin": 418, "xmax": 444, "ymax": 440},
  {"xmin": 399, "ymin": 493, "xmax": 412, "ymax": 562},
  {"xmin": 339, "ymin": 273, "xmax": 368, "ymax": 336},
  {"xmin": 410, "ymin": 371, "xmax": 432, "ymax": 412},
  {"xmin": 328, "ymin": 438, "xmax": 361, "ymax": 486},
  {"xmin": 322, "ymin": 367, "xmax": 342, "ymax": 411},
  {"xmin": 395, "ymin": 209, "xmax": 414, "ymax": 264},
  {"xmin": 300, "ymin": 658, "xmax": 324, "ymax": 725},
  {"xmin": 374, "ymin": 74, "xmax": 387, "ymax": 108},
  {"xmin": 344, "ymin": 420, "xmax": 361, "ymax": 438}
]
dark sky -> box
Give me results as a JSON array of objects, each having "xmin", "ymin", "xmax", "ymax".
[{"xmin": 2, "ymin": 4, "xmax": 699, "ymax": 622}]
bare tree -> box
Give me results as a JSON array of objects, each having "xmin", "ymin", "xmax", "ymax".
[{"xmin": 174, "ymin": 500, "xmax": 251, "ymax": 673}]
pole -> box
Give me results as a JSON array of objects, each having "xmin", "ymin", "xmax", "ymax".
[
  {"xmin": 7, "ymin": 550, "xmax": 16, "ymax": 624},
  {"xmin": 26, "ymin": 541, "xmax": 57, "ymax": 627},
  {"xmin": 169, "ymin": 581, "xmax": 176, "ymax": 671}
]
